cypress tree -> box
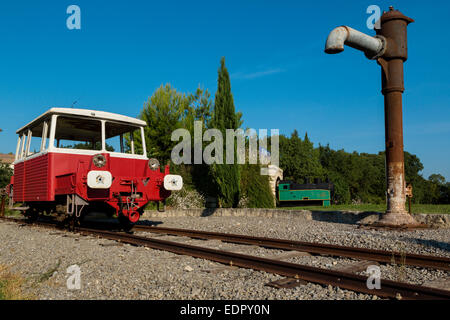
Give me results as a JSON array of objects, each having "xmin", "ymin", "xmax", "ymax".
[
  {"xmin": 211, "ymin": 57, "xmax": 241, "ymax": 207},
  {"xmin": 240, "ymin": 163, "xmax": 275, "ymax": 208}
]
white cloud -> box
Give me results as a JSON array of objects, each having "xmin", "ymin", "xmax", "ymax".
[{"xmin": 231, "ymin": 68, "xmax": 284, "ymax": 80}]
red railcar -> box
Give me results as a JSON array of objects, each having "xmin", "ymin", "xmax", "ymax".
[{"xmin": 9, "ymin": 108, "xmax": 182, "ymax": 227}]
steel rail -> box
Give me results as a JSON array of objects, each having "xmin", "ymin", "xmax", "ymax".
[
  {"xmin": 1, "ymin": 217, "xmax": 449, "ymax": 299},
  {"xmin": 133, "ymin": 225, "xmax": 450, "ymax": 271},
  {"xmin": 76, "ymin": 226, "xmax": 450, "ymax": 300},
  {"xmin": 2, "ymin": 217, "xmax": 449, "ymax": 271}
]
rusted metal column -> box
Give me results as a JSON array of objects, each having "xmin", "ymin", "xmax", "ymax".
[
  {"xmin": 324, "ymin": 6, "xmax": 418, "ymax": 225},
  {"xmin": 376, "ymin": 7, "xmax": 416, "ymax": 225}
]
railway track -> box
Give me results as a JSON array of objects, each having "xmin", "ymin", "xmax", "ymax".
[
  {"xmin": 1, "ymin": 216, "xmax": 450, "ymax": 299},
  {"xmin": 132, "ymin": 224, "xmax": 450, "ymax": 271}
]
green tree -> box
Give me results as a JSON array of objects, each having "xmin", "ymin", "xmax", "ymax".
[
  {"xmin": 185, "ymin": 87, "xmax": 214, "ymax": 132},
  {"xmin": 64, "ymin": 142, "xmax": 114, "ymax": 152},
  {"xmin": 427, "ymin": 174, "xmax": 449, "ymax": 204},
  {"xmin": 130, "ymin": 83, "xmax": 215, "ymax": 205},
  {"xmin": 210, "ymin": 57, "xmax": 241, "ymax": 207},
  {"xmin": 279, "ymin": 130, "xmax": 324, "ymax": 183},
  {"xmin": 429, "ymin": 174, "xmax": 446, "ymax": 186},
  {"xmin": 328, "ymin": 172, "xmax": 351, "ymax": 204},
  {"xmin": 136, "ymin": 84, "xmax": 189, "ymax": 164},
  {"xmin": 182, "ymin": 87, "xmax": 216, "ymax": 196},
  {"xmin": 0, "ymin": 161, "xmax": 13, "ymax": 188},
  {"xmin": 318, "ymin": 145, "xmax": 352, "ymax": 204},
  {"xmin": 132, "ymin": 84, "xmax": 214, "ymax": 165},
  {"xmin": 403, "ymin": 152, "xmax": 430, "ymax": 204},
  {"xmin": 440, "ymin": 182, "xmax": 450, "ymax": 204},
  {"xmin": 240, "ymin": 163, "xmax": 274, "ymax": 208}
]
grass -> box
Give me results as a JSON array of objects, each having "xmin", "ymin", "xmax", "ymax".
[
  {"xmin": 37, "ymin": 259, "xmax": 61, "ymax": 283},
  {"xmin": 277, "ymin": 204, "xmax": 450, "ymax": 214},
  {"xmin": 0, "ymin": 259, "xmax": 64, "ymax": 300},
  {"xmin": 0, "ymin": 265, "xmax": 33, "ymax": 300},
  {"xmin": 2, "ymin": 201, "xmax": 23, "ymax": 217},
  {"xmin": 3, "ymin": 208, "xmax": 22, "ymax": 217},
  {"xmin": 391, "ymin": 243, "xmax": 407, "ymax": 283}
]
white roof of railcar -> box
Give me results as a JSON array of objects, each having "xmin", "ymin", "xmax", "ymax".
[{"xmin": 16, "ymin": 108, "xmax": 147, "ymax": 134}]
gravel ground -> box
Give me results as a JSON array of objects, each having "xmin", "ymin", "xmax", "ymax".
[{"xmin": 0, "ymin": 215, "xmax": 448, "ymax": 300}]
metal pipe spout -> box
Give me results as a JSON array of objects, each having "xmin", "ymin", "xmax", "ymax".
[{"xmin": 325, "ymin": 26, "xmax": 386, "ymax": 60}]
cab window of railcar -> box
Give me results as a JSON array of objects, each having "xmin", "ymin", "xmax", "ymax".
[
  {"xmin": 17, "ymin": 132, "xmax": 26, "ymax": 160},
  {"xmin": 54, "ymin": 116, "xmax": 102, "ymax": 151},
  {"xmin": 26, "ymin": 121, "xmax": 50, "ymax": 157},
  {"xmin": 105, "ymin": 122, "xmax": 143, "ymax": 155},
  {"xmin": 15, "ymin": 136, "xmax": 22, "ymax": 160},
  {"xmin": 27, "ymin": 130, "xmax": 41, "ymax": 156}
]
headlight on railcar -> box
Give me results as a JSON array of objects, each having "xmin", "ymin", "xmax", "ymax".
[
  {"xmin": 93, "ymin": 154, "xmax": 107, "ymax": 168},
  {"xmin": 148, "ymin": 158, "xmax": 160, "ymax": 171}
]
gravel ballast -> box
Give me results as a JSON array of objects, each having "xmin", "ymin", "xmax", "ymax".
[{"xmin": 0, "ymin": 215, "xmax": 449, "ymax": 300}]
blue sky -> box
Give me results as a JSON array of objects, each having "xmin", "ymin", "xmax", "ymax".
[{"xmin": 0, "ymin": 0, "xmax": 449, "ymax": 180}]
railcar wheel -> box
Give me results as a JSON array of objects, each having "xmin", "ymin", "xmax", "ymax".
[
  {"xmin": 118, "ymin": 215, "xmax": 135, "ymax": 232},
  {"xmin": 24, "ymin": 207, "xmax": 39, "ymax": 222},
  {"xmin": 68, "ymin": 216, "xmax": 82, "ymax": 231}
]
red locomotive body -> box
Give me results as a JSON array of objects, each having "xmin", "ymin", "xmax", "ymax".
[{"xmin": 9, "ymin": 108, "xmax": 182, "ymax": 226}]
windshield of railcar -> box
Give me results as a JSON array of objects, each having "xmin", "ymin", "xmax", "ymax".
[
  {"xmin": 54, "ymin": 116, "xmax": 103, "ymax": 150},
  {"xmin": 105, "ymin": 121, "xmax": 144, "ymax": 155},
  {"xmin": 52, "ymin": 116, "xmax": 145, "ymax": 155}
]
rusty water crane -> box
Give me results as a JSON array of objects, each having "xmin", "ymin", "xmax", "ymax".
[{"xmin": 325, "ymin": 6, "xmax": 416, "ymax": 226}]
